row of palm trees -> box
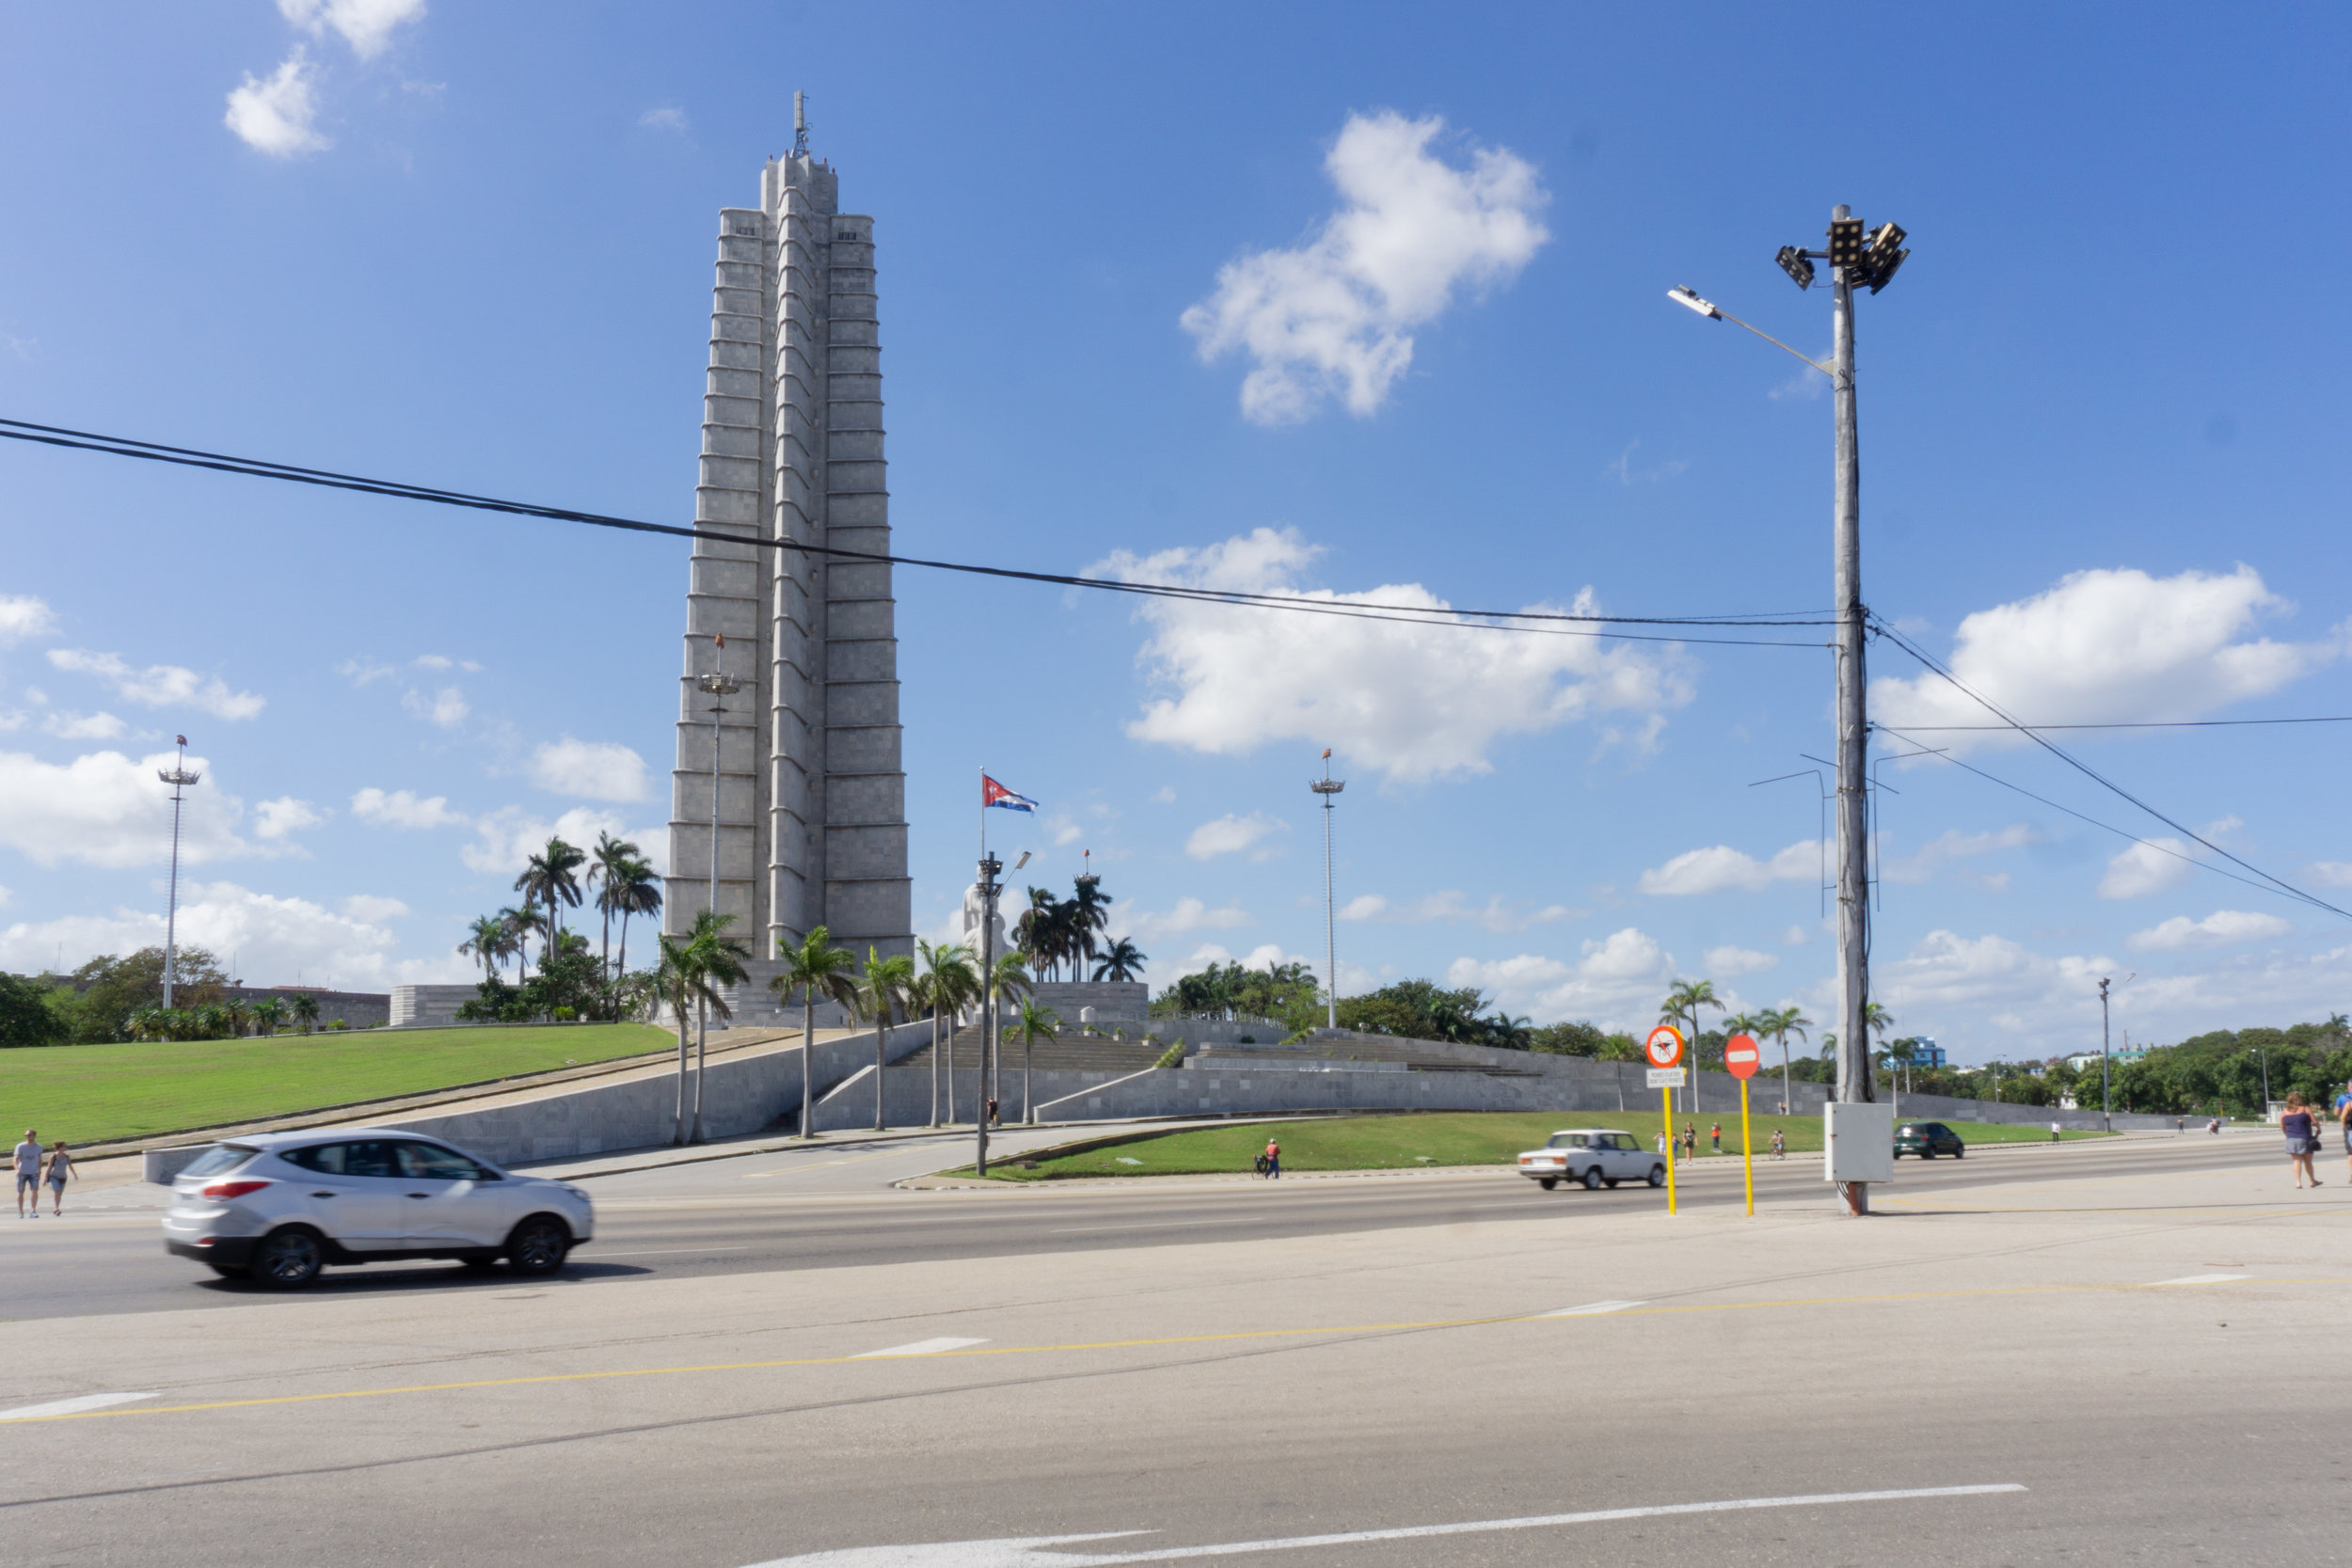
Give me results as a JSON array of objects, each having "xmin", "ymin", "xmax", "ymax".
[
  {"xmin": 126, "ymin": 991, "xmax": 323, "ymax": 1041},
  {"xmin": 1015, "ymin": 875, "xmax": 1147, "ymax": 982},
  {"xmin": 652, "ymin": 913, "xmax": 1062, "ymax": 1146},
  {"xmin": 458, "ymin": 832, "xmax": 664, "ymax": 995},
  {"xmin": 1661, "ymin": 978, "xmax": 1901, "ymax": 1111}
]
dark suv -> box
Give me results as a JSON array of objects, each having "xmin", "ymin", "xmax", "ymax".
[{"xmin": 1894, "ymin": 1121, "xmax": 1965, "ymax": 1160}]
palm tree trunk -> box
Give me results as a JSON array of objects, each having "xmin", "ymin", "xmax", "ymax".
[
  {"xmin": 1780, "ymin": 1035, "xmax": 1791, "ymax": 1118},
  {"xmin": 600, "ymin": 903, "xmax": 612, "ymax": 999},
  {"xmin": 929, "ymin": 1006, "xmax": 942, "ymax": 1127},
  {"xmin": 873, "ymin": 1007, "xmax": 889, "ymax": 1132},
  {"xmin": 946, "ymin": 1007, "xmax": 958, "ymax": 1124},
  {"xmin": 691, "ymin": 996, "xmax": 707, "ymax": 1142},
  {"xmin": 1024, "ymin": 1029, "xmax": 1034, "ymax": 1124},
  {"xmin": 800, "ymin": 993, "xmax": 816, "ymax": 1138}
]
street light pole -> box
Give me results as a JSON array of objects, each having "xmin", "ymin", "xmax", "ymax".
[
  {"xmin": 975, "ymin": 850, "xmax": 1001, "ymax": 1177},
  {"xmin": 156, "ymin": 735, "xmax": 200, "ymax": 1011},
  {"xmin": 692, "ymin": 664, "xmax": 742, "ymax": 1145},
  {"xmin": 2099, "ymin": 976, "xmax": 2112, "ymax": 1133},
  {"xmin": 1310, "ymin": 750, "xmax": 1344, "ymax": 1032}
]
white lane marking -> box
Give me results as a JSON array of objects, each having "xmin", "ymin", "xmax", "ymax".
[
  {"xmin": 1539, "ymin": 1300, "xmax": 1646, "ymax": 1317},
  {"xmin": 851, "ymin": 1337, "xmax": 990, "ymax": 1358},
  {"xmin": 0, "ymin": 1392, "xmax": 155, "ymax": 1421},
  {"xmin": 2153, "ymin": 1273, "xmax": 2250, "ymax": 1286},
  {"xmin": 592, "ymin": 1245, "xmax": 751, "ymax": 1258},
  {"xmin": 739, "ymin": 1482, "xmax": 2026, "ymax": 1566},
  {"xmin": 1049, "ymin": 1219, "xmax": 1238, "ymax": 1234}
]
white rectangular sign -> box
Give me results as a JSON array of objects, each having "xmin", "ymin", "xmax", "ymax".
[{"xmin": 1645, "ymin": 1067, "xmax": 1687, "ymax": 1089}]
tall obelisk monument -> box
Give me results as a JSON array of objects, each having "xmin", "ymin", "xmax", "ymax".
[{"xmin": 666, "ymin": 106, "xmax": 912, "ymax": 1006}]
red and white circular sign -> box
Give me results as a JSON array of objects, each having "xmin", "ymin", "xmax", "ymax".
[
  {"xmin": 1644, "ymin": 1024, "xmax": 1685, "ymax": 1069},
  {"xmin": 1723, "ymin": 1032, "xmax": 1761, "ymax": 1080}
]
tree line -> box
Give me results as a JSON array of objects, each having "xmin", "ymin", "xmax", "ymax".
[
  {"xmin": 1013, "ymin": 875, "xmax": 1146, "ymax": 983},
  {"xmin": 453, "ymin": 831, "xmax": 663, "ymax": 1024},
  {"xmin": 0, "ymin": 947, "xmax": 339, "ymax": 1045}
]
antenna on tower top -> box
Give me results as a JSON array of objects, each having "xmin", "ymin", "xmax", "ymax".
[{"xmin": 792, "ymin": 91, "xmax": 809, "ymax": 156}]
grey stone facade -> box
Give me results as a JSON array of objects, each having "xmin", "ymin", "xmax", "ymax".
[{"xmin": 667, "ymin": 147, "xmax": 911, "ymax": 996}]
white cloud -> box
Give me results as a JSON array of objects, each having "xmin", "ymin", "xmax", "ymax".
[
  {"xmin": 1872, "ymin": 928, "xmax": 2110, "ymax": 1035},
  {"xmin": 278, "ymin": 0, "xmax": 426, "ymax": 58},
  {"xmin": 336, "ymin": 657, "xmax": 397, "ymax": 686},
  {"xmin": 1704, "ymin": 945, "xmax": 1778, "ymax": 977},
  {"xmin": 225, "ymin": 50, "xmax": 330, "ymax": 158},
  {"xmin": 40, "ymin": 710, "xmax": 124, "ymax": 740},
  {"xmin": 410, "ymin": 653, "xmax": 480, "ymax": 672},
  {"xmin": 350, "ymin": 786, "xmax": 467, "ymax": 831},
  {"xmin": 2128, "ymin": 910, "xmax": 2293, "ymax": 953},
  {"xmin": 1113, "ymin": 897, "xmax": 1254, "ymax": 945},
  {"xmin": 2311, "ymin": 862, "xmax": 2352, "ymax": 889},
  {"xmin": 529, "ymin": 738, "xmax": 650, "ymax": 803},
  {"xmin": 1873, "ymin": 565, "xmax": 2343, "ymax": 752},
  {"xmin": 1881, "ymin": 824, "xmax": 2040, "ymax": 886},
  {"xmin": 462, "ymin": 806, "xmax": 659, "ymax": 876},
  {"xmin": 1780, "ymin": 924, "xmax": 1813, "ymax": 946},
  {"xmin": 1181, "ymin": 110, "xmax": 1549, "ymax": 424},
  {"xmin": 0, "ymin": 749, "xmax": 261, "ymax": 868},
  {"xmin": 1602, "ymin": 442, "xmax": 1689, "ymax": 485},
  {"xmin": 1184, "ymin": 811, "xmax": 1287, "ymax": 862},
  {"xmin": 2097, "ymin": 838, "xmax": 2195, "ymax": 900},
  {"xmin": 1638, "ymin": 840, "xmax": 1818, "ymax": 897},
  {"xmin": 47, "ymin": 649, "xmax": 265, "ymax": 721},
  {"xmin": 1445, "ymin": 927, "xmax": 1682, "ymax": 1029},
  {"xmin": 0, "ymin": 595, "xmax": 57, "ymax": 646},
  {"xmin": 0, "ymin": 879, "xmax": 467, "ymax": 990},
  {"xmin": 1339, "ymin": 890, "xmax": 1575, "ymax": 933},
  {"xmin": 1108, "ymin": 529, "xmax": 1691, "ymax": 782},
  {"xmin": 0, "ymin": 712, "xmax": 21, "ymax": 732},
  {"xmin": 341, "ymin": 894, "xmax": 409, "ymax": 923},
  {"xmin": 639, "ymin": 107, "xmax": 689, "ymax": 132},
  {"xmin": 403, "ymin": 686, "xmax": 468, "ymax": 728},
  {"xmin": 252, "ymin": 796, "xmax": 325, "ymax": 842}
]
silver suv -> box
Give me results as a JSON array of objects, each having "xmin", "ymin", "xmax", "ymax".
[{"xmin": 161, "ymin": 1130, "xmax": 595, "ymax": 1288}]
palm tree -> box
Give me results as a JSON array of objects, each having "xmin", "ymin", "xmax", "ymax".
[
  {"xmin": 1660, "ymin": 979, "xmax": 1724, "ymax": 1113},
  {"xmin": 1091, "ymin": 937, "xmax": 1148, "ymax": 983},
  {"xmin": 1016, "ymin": 887, "xmax": 1059, "ymax": 980},
  {"xmin": 847, "ymin": 947, "xmax": 916, "ymax": 1132},
  {"xmin": 1010, "ymin": 999, "xmax": 1061, "ymax": 1124},
  {"xmin": 610, "ymin": 858, "xmax": 663, "ymax": 983},
  {"xmin": 494, "ymin": 904, "xmax": 539, "ymax": 977},
  {"xmin": 1071, "ymin": 875, "xmax": 1113, "ymax": 983},
  {"xmin": 587, "ymin": 832, "xmax": 643, "ymax": 988},
  {"xmin": 289, "ymin": 992, "xmax": 321, "ymax": 1035},
  {"xmin": 1761, "ymin": 1006, "xmax": 1811, "ymax": 1115},
  {"xmin": 458, "ymin": 915, "xmax": 507, "ymax": 982},
  {"xmin": 771, "ymin": 926, "xmax": 859, "ymax": 1139},
  {"xmin": 658, "ymin": 910, "xmax": 750, "ymax": 1144},
  {"xmin": 249, "ymin": 997, "xmax": 287, "ymax": 1037},
  {"xmin": 219, "ymin": 997, "xmax": 253, "ymax": 1038},
  {"xmin": 514, "ymin": 836, "xmax": 586, "ymax": 981},
  {"xmin": 1864, "ymin": 1001, "xmax": 1896, "ymax": 1097},
  {"xmin": 916, "ymin": 940, "xmax": 977, "ymax": 1127},
  {"xmin": 979, "ymin": 953, "xmax": 1032, "ymax": 1113}
]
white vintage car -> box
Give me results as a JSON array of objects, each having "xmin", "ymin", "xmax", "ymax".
[{"xmin": 1517, "ymin": 1128, "xmax": 1668, "ymax": 1192}]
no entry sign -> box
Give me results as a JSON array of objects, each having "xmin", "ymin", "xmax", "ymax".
[
  {"xmin": 1723, "ymin": 1032, "xmax": 1761, "ymax": 1080},
  {"xmin": 1645, "ymin": 1024, "xmax": 1685, "ymax": 1069}
]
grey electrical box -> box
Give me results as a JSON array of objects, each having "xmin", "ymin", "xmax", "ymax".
[{"xmin": 1824, "ymin": 1101, "xmax": 1895, "ymax": 1183}]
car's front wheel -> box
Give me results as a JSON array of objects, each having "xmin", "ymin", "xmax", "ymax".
[
  {"xmin": 252, "ymin": 1227, "xmax": 325, "ymax": 1289},
  {"xmin": 1647, "ymin": 1164, "xmax": 1666, "ymax": 1188},
  {"xmin": 1581, "ymin": 1166, "xmax": 1604, "ymax": 1190},
  {"xmin": 505, "ymin": 1215, "xmax": 573, "ymax": 1275},
  {"xmin": 1952, "ymin": 1145, "xmax": 1964, "ymax": 1159}
]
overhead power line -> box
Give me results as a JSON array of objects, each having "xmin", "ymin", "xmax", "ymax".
[
  {"xmin": 1887, "ymin": 716, "xmax": 2352, "ymax": 732},
  {"xmin": 1868, "ymin": 617, "xmax": 2349, "ymax": 919},
  {"xmin": 0, "ymin": 417, "xmax": 1832, "ymax": 649}
]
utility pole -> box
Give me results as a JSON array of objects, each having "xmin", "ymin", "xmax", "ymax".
[
  {"xmin": 2098, "ymin": 976, "xmax": 2112, "ymax": 1133},
  {"xmin": 156, "ymin": 736, "xmax": 200, "ymax": 1011},
  {"xmin": 974, "ymin": 850, "xmax": 1001, "ymax": 1177},
  {"xmin": 691, "ymin": 657, "xmax": 741, "ymax": 1146},
  {"xmin": 1310, "ymin": 750, "xmax": 1344, "ymax": 1031}
]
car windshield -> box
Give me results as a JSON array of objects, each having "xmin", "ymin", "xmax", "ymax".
[
  {"xmin": 178, "ymin": 1144, "xmax": 258, "ymax": 1179},
  {"xmin": 1546, "ymin": 1133, "xmax": 1589, "ymax": 1148}
]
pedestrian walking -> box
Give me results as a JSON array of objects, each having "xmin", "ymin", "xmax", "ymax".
[
  {"xmin": 985, "ymin": 1096, "xmax": 999, "ymax": 1129},
  {"xmin": 1263, "ymin": 1136, "xmax": 1280, "ymax": 1180},
  {"xmin": 2339, "ymin": 1089, "xmax": 2352, "ymax": 1184},
  {"xmin": 1682, "ymin": 1122, "xmax": 1696, "ymax": 1160},
  {"xmin": 1709, "ymin": 1121, "xmax": 1722, "ymax": 1154},
  {"xmin": 2280, "ymin": 1094, "xmax": 2322, "ymax": 1188},
  {"xmin": 42, "ymin": 1141, "xmax": 73, "ymax": 1217},
  {"xmin": 1769, "ymin": 1129, "xmax": 1786, "ymax": 1161},
  {"xmin": 13, "ymin": 1130, "xmax": 43, "ymax": 1219},
  {"xmin": 2049, "ymin": 1120, "xmax": 2061, "ymax": 1144},
  {"xmin": 1656, "ymin": 1131, "xmax": 1668, "ymax": 1156}
]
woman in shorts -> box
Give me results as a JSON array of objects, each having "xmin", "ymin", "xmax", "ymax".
[
  {"xmin": 2280, "ymin": 1094, "xmax": 2321, "ymax": 1188},
  {"xmin": 43, "ymin": 1141, "xmax": 73, "ymax": 1216}
]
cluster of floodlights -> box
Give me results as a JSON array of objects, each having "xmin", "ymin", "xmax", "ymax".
[{"xmin": 1775, "ymin": 216, "xmax": 1907, "ymax": 293}]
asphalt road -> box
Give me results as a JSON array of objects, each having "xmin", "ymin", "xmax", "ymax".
[
  {"xmin": 2, "ymin": 1131, "xmax": 2345, "ymax": 1566},
  {"xmin": 1, "ymin": 1128, "xmax": 2282, "ymax": 1323}
]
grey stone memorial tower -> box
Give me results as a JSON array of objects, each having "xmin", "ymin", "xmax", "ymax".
[{"xmin": 665, "ymin": 141, "xmax": 912, "ymax": 1008}]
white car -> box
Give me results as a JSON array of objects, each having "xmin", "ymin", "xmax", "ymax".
[
  {"xmin": 161, "ymin": 1129, "xmax": 595, "ymax": 1288},
  {"xmin": 1517, "ymin": 1128, "xmax": 1667, "ymax": 1192}
]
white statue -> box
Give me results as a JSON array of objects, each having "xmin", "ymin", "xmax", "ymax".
[{"xmin": 961, "ymin": 880, "xmax": 1009, "ymax": 962}]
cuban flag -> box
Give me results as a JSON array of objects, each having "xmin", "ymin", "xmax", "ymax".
[{"xmin": 982, "ymin": 774, "xmax": 1038, "ymax": 813}]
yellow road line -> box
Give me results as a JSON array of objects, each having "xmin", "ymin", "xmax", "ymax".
[{"xmin": 7, "ymin": 1275, "xmax": 2341, "ymax": 1427}]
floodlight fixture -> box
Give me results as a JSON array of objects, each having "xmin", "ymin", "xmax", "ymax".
[
  {"xmin": 1862, "ymin": 221, "xmax": 1909, "ymax": 293},
  {"xmin": 1666, "ymin": 285, "xmax": 1722, "ymax": 320},
  {"xmin": 1826, "ymin": 216, "xmax": 1865, "ymax": 270},
  {"xmin": 1775, "ymin": 245, "xmax": 1816, "ymax": 291}
]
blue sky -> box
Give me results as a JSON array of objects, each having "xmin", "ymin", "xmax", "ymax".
[{"xmin": 4, "ymin": 2, "xmax": 2350, "ymax": 1060}]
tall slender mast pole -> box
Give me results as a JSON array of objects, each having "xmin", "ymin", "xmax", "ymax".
[
  {"xmin": 2100, "ymin": 976, "xmax": 2112, "ymax": 1133},
  {"xmin": 1831, "ymin": 204, "xmax": 1876, "ymax": 1216},
  {"xmin": 1310, "ymin": 752, "xmax": 1344, "ymax": 1032},
  {"xmin": 156, "ymin": 736, "xmax": 200, "ymax": 1011},
  {"xmin": 692, "ymin": 657, "xmax": 741, "ymax": 1146}
]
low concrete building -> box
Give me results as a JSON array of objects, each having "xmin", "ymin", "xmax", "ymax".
[
  {"xmin": 225, "ymin": 985, "xmax": 389, "ymax": 1029},
  {"xmin": 389, "ymin": 984, "xmax": 483, "ymax": 1029}
]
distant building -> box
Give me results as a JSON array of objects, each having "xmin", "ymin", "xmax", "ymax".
[
  {"xmin": 222, "ymin": 985, "xmax": 389, "ymax": 1029},
  {"xmin": 2067, "ymin": 1048, "xmax": 2147, "ymax": 1071},
  {"xmin": 1912, "ymin": 1037, "xmax": 1947, "ymax": 1069}
]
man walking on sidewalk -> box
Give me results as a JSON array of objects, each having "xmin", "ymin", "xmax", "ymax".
[
  {"xmin": 1263, "ymin": 1136, "xmax": 1281, "ymax": 1180},
  {"xmin": 14, "ymin": 1130, "xmax": 42, "ymax": 1219}
]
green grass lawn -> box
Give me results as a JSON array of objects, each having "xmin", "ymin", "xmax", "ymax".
[
  {"xmin": 963, "ymin": 1110, "xmax": 2109, "ymax": 1180},
  {"xmin": 0, "ymin": 1023, "xmax": 675, "ymax": 1148}
]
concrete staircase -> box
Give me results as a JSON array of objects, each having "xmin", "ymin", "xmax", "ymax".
[
  {"xmin": 1192, "ymin": 1037, "xmax": 1544, "ymax": 1076},
  {"xmin": 892, "ymin": 1024, "xmax": 1170, "ymax": 1076}
]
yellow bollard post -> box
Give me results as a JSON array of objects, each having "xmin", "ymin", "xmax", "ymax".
[
  {"xmin": 1740, "ymin": 1077, "xmax": 1755, "ymax": 1217},
  {"xmin": 1661, "ymin": 1087, "xmax": 1677, "ymax": 1214}
]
